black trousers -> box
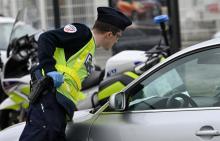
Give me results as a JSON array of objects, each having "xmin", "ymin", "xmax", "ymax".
[{"xmin": 19, "ymin": 90, "xmax": 67, "ymax": 141}]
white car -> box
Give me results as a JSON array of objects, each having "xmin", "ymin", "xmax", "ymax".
[{"xmin": 0, "ymin": 16, "xmax": 37, "ymax": 63}]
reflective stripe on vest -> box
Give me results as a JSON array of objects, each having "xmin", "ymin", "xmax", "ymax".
[
  {"xmin": 53, "ymin": 37, "xmax": 95, "ymax": 103},
  {"xmin": 56, "ymin": 64, "xmax": 81, "ymax": 90}
]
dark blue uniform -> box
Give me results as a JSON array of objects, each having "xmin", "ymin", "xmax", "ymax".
[
  {"xmin": 19, "ymin": 24, "xmax": 92, "ymax": 141},
  {"xmin": 19, "ymin": 71, "xmax": 67, "ymax": 141}
]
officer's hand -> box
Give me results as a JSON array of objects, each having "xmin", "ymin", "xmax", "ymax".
[{"xmin": 47, "ymin": 71, "xmax": 64, "ymax": 88}]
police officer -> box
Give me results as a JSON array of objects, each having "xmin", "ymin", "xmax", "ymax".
[{"xmin": 19, "ymin": 7, "xmax": 131, "ymax": 141}]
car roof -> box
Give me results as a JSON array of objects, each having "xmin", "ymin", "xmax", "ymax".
[
  {"xmin": 0, "ymin": 16, "xmax": 14, "ymax": 23},
  {"xmin": 170, "ymin": 38, "xmax": 220, "ymax": 59},
  {"xmin": 159, "ymin": 38, "xmax": 220, "ymax": 68}
]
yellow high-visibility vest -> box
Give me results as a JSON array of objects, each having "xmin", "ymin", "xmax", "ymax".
[{"xmin": 53, "ymin": 37, "xmax": 95, "ymax": 105}]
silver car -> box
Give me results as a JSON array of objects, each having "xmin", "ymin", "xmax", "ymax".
[{"xmin": 1, "ymin": 38, "xmax": 220, "ymax": 141}]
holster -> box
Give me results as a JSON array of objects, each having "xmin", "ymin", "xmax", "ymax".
[{"xmin": 28, "ymin": 69, "xmax": 55, "ymax": 104}]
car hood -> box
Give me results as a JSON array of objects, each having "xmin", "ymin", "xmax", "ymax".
[{"xmin": 0, "ymin": 109, "xmax": 93, "ymax": 141}]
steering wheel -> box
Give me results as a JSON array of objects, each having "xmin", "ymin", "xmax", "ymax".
[{"xmin": 166, "ymin": 93, "xmax": 198, "ymax": 108}]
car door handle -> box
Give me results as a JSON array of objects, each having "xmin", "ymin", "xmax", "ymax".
[{"xmin": 196, "ymin": 130, "xmax": 220, "ymax": 136}]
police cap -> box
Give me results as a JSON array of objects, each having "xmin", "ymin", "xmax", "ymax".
[{"xmin": 97, "ymin": 7, "xmax": 132, "ymax": 31}]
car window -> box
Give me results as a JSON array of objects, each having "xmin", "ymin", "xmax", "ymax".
[
  {"xmin": 0, "ymin": 23, "xmax": 13, "ymax": 50},
  {"xmin": 128, "ymin": 47, "xmax": 220, "ymax": 111}
]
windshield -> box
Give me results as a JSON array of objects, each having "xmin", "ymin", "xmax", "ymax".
[
  {"xmin": 0, "ymin": 22, "xmax": 37, "ymax": 50},
  {"xmin": 10, "ymin": 23, "xmax": 37, "ymax": 43},
  {"xmin": 8, "ymin": 9, "xmax": 38, "ymax": 51}
]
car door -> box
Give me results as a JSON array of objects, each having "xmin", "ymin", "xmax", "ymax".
[{"xmin": 89, "ymin": 46, "xmax": 220, "ymax": 141}]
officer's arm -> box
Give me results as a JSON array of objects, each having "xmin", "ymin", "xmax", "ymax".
[{"xmin": 38, "ymin": 32, "xmax": 58, "ymax": 73}]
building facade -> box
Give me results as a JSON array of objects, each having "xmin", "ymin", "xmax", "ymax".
[
  {"xmin": 0, "ymin": 0, "xmax": 108, "ymax": 30},
  {"xmin": 179, "ymin": 0, "xmax": 220, "ymax": 43}
]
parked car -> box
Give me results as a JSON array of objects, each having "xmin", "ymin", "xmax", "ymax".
[
  {"xmin": 1, "ymin": 38, "xmax": 220, "ymax": 141},
  {"xmin": 0, "ymin": 16, "xmax": 37, "ymax": 63}
]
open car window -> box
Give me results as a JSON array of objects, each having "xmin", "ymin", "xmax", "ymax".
[{"xmin": 128, "ymin": 46, "xmax": 220, "ymax": 111}]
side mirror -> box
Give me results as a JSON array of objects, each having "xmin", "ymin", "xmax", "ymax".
[{"xmin": 109, "ymin": 92, "xmax": 126, "ymax": 111}]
